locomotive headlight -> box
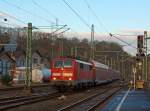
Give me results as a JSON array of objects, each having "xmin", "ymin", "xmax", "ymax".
[
  {"xmin": 53, "ymin": 77, "xmax": 56, "ymax": 80},
  {"xmin": 69, "ymin": 78, "xmax": 72, "ymax": 80}
]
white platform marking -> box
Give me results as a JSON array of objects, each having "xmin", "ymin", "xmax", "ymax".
[{"xmin": 115, "ymin": 88, "xmax": 130, "ymax": 111}]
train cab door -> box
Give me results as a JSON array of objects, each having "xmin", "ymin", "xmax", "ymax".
[
  {"xmin": 77, "ymin": 62, "xmax": 80, "ymax": 81},
  {"xmin": 92, "ymin": 66, "xmax": 96, "ymax": 83}
]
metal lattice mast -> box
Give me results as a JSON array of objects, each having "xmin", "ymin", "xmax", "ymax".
[
  {"xmin": 144, "ymin": 31, "xmax": 148, "ymax": 82},
  {"xmin": 25, "ymin": 23, "xmax": 32, "ymax": 88}
]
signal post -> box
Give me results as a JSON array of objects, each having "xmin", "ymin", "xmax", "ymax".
[
  {"xmin": 135, "ymin": 34, "xmax": 146, "ymax": 89},
  {"xmin": 144, "ymin": 31, "xmax": 150, "ymax": 88}
]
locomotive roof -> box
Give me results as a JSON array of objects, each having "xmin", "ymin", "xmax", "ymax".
[
  {"xmin": 76, "ymin": 60, "xmax": 93, "ymax": 65},
  {"xmin": 92, "ymin": 60, "xmax": 109, "ymax": 69},
  {"xmin": 54, "ymin": 57, "xmax": 92, "ymax": 65}
]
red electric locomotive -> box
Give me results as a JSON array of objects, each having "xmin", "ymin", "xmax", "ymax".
[
  {"xmin": 51, "ymin": 57, "xmax": 95, "ymax": 88},
  {"xmin": 51, "ymin": 57, "xmax": 120, "ymax": 89}
]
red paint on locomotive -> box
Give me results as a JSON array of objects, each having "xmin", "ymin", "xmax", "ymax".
[{"xmin": 51, "ymin": 57, "xmax": 120, "ymax": 87}]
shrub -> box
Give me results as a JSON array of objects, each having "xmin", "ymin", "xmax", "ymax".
[{"xmin": 1, "ymin": 74, "xmax": 13, "ymax": 86}]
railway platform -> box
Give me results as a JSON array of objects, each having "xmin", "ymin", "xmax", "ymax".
[{"xmin": 101, "ymin": 88, "xmax": 150, "ymax": 111}]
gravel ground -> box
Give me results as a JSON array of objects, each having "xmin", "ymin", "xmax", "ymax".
[
  {"xmin": 5, "ymin": 82, "xmax": 120, "ymax": 111},
  {"xmin": 5, "ymin": 88, "xmax": 105, "ymax": 111},
  {"xmin": 0, "ymin": 85, "xmax": 55, "ymax": 98},
  {"xmin": 7, "ymin": 91, "xmax": 91, "ymax": 111}
]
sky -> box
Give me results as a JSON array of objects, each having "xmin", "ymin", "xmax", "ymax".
[{"xmin": 0, "ymin": 0, "xmax": 150, "ymax": 55}]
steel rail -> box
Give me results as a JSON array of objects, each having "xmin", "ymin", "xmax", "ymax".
[
  {"xmin": 86, "ymin": 88, "xmax": 120, "ymax": 111},
  {"xmin": 0, "ymin": 83, "xmax": 52, "ymax": 91},
  {"xmin": 57, "ymin": 86, "xmax": 120, "ymax": 111},
  {"xmin": 0, "ymin": 91, "xmax": 59, "ymax": 111}
]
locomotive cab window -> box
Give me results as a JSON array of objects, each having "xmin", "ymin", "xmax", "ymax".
[
  {"xmin": 54, "ymin": 60, "xmax": 63, "ymax": 68},
  {"xmin": 64, "ymin": 60, "xmax": 72, "ymax": 67}
]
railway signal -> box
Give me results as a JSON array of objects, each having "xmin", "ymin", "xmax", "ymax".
[
  {"xmin": 137, "ymin": 35, "xmax": 144, "ymax": 48},
  {"xmin": 137, "ymin": 35, "xmax": 144, "ymax": 57}
]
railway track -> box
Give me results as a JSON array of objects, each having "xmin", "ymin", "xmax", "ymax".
[
  {"xmin": 0, "ymin": 83, "xmax": 55, "ymax": 98},
  {"xmin": 0, "ymin": 86, "xmax": 97, "ymax": 111},
  {"xmin": 0, "ymin": 91, "xmax": 59, "ymax": 111},
  {"xmin": 57, "ymin": 86, "xmax": 120, "ymax": 111},
  {"xmin": 0, "ymin": 81, "xmax": 121, "ymax": 111},
  {"xmin": 0, "ymin": 83, "xmax": 52, "ymax": 92}
]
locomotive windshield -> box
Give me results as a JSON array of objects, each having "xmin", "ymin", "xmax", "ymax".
[
  {"xmin": 54, "ymin": 60, "xmax": 63, "ymax": 68},
  {"xmin": 64, "ymin": 60, "xmax": 72, "ymax": 67},
  {"xmin": 54, "ymin": 60, "xmax": 72, "ymax": 68}
]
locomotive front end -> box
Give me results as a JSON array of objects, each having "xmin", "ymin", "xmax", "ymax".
[{"xmin": 51, "ymin": 58, "xmax": 76, "ymax": 87}]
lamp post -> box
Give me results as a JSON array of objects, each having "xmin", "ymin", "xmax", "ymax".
[{"xmin": 133, "ymin": 66, "xmax": 136, "ymax": 90}]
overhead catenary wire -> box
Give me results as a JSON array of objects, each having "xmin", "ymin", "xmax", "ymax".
[
  {"xmin": 2, "ymin": 0, "xmax": 55, "ymax": 25},
  {"xmin": 129, "ymin": 39, "xmax": 136, "ymax": 45},
  {"xmin": 1, "ymin": 0, "xmax": 69, "ymax": 36},
  {"xmin": 32, "ymin": 0, "xmax": 85, "ymax": 39},
  {"xmin": 110, "ymin": 33, "xmax": 137, "ymax": 49},
  {"xmin": 62, "ymin": 0, "xmax": 107, "ymax": 41},
  {"xmin": 0, "ymin": 11, "xmax": 45, "ymax": 40},
  {"xmin": 28, "ymin": 1, "xmax": 70, "ymax": 34},
  {"xmin": 83, "ymin": 0, "xmax": 139, "ymax": 49},
  {"xmin": 84, "ymin": 0, "xmax": 109, "ymax": 33},
  {"xmin": 1, "ymin": 0, "xmax": 139, "ymax": 51},
  {"xmin": 110, "ymin": 34, "xmax": 138, "ymax": 50},
  {"xmin": 114, "ymin": 33, "xmax": 138, "ymax": 37},
  {"xmin": 61, "ymin": 1, "xmax": 103, "ymax": 42},
  {"xmin": 0, "ymin": 10, "xmax": 26, "ymax": 25},
  {"xmin": 32, "ymin": 0, "xmax": 57, "ymax": 20},
  {"xmin": 62, "ymin": 0, "xmax": 91, "ymax": 29},
  {"xmin": 84, "ymin": 0, "xmax": 113, "ymax": 42},
  {"xmin": 32, "ymin": 0, "xmax": 141, "ymax": 51},
  {"xmin": 0, "ymin": 21, "xmax": 22, "ymax": 27},
  {"xmin": 111, "ymin": 33, "xmax": 137, "ymax": 46}
]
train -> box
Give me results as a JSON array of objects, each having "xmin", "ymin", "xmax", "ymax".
[{"xmin": 50, "ymin": 57, "xmax": 120, "ymax": 89}]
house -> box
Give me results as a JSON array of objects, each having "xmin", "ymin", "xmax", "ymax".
[
  {"xmin": 14, "ymin": 50, "xmax": 26, "ymax": 67},
  {"xmin": 34, "ymin": 49, "xmax": 50, "ymax": 68},
  {"xmin": 14, "ymin": 50, "xmax": 44, "ymax": 68},
  {"xmin": 0, "ymin": 49, "xmax": 48, "ymax": 74},
  {"xmin": 0, "ymin": 52, "xmax": 15, "ymax": 75},
  {"xmin": 32, "ymin": 50, "xmax": 43, "ymax": 67}
]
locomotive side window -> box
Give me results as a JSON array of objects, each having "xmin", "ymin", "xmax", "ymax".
[
  {"xmin": 83, "ymin": 64, "xmax": 88, "ymax": 70},
  {"xmin": 54, "ymin": 60, "xmax": 63, "ymax": 68},
  {"xmin": 87, "ymin": 65, "xmax": 90, "ymax": 71},
  {"xmin": 64, "ymin": 60, "xmax": 72, "ymax": 67},
  {"xmin": 79, "ymin": 63, "xmax": 92, "ymax": 71},
  {"xmin": 86, "ymin": 65, "xmax": 91, "ymax": 71},
  {"xmin": 82, "ymin": 64, "xmax": 90, "ymax": 71}
]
